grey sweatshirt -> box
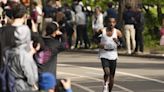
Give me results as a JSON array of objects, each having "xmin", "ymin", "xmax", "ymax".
[{"xmin": 7, "ymin": 25, "xmax": 38, "ymax": 91}]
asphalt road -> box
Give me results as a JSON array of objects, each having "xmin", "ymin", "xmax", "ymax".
[{"xmin": 57, "ymin": 52, "xmax": 164, "ymax": 92}]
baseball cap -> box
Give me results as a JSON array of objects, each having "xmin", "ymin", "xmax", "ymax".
[{"xmin": 39, "ymin": 72, "xmax": 57, "ymax": 90}]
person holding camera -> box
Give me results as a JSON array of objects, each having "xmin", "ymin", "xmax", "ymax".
[{"xmin": 36, "ymin": 21, "xmax": 65, "ymax": 78}]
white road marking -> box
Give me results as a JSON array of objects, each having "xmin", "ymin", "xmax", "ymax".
[
  {"xmin": 117, "ymin": 71, "xmax": 164, "ymax": 84},
  {"xmin": 86, "ymin": 72, "xmax": 102, "ymax": 76},
  {"xmin": 58, "ymin": 72, "xmax": 95, "ymax": 92},
  {"xmin": 58, "ymin": 76, "xmax": 86, "ymax": 79},
  {"xmin": 72, "ymin": 83, "xmax": 95, "ymax": 92},
  {"xmin": 58, "ymin": 64, "xmax": 164, "ymax": 84},
  {"xmin": 87, "ymin": 85, "xmax": 103, "ymax": 88},
  {"xmin": 58, "ymin": 70, "xmax": 134, "ymax": 92}
]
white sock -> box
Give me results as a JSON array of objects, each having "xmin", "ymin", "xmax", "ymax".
[{"xmin": 104, "ymin": 82, "xmax": 109, "ymax": 86}]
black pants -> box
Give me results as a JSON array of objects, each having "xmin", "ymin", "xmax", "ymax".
[
  {"xmin": 135, "ymin": 29, "xmax": 144, "ymax": 52},
  {"xmin": 66, "ymin": 24, "xmax": 74, "ymax": 48},
  {"xmin": 75, "ymin": 25, "xmax": 90, "ymax": 48}
]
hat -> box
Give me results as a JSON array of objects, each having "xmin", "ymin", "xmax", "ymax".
[
  {"xmin": 46, "ymin": 21, "xmax": 59, "ymax": 36},
  {"xmin": 39, "ymin": 72, "xmax": 57, "ymax": 90}
]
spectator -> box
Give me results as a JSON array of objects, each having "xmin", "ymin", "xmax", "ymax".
[
  {"xmin": 54, "ymin": 0, "xmax": 62, "ymax": 10},
  {"xmin": 134, "ymin": 6, "xmax": 144, "ymax": 54},
  {"xmin": 123, "ymin": 4, "xmax": 136, "ymax": 54},
  {"xmin": 39, "ymin": 72, "xmax": 72, "ymax": 92},
  {"xmin": 1, "ymin": 4, "xmax": 39, "ymax": 91},
  {"xmin": 72, "ymin": 0, "xmax": 79, "ymax": 12},
  {"xmin": 35, "ymin": 2, "xmax": 43, "ymax": 34},
  {"xmin": 63, "ymin": 3, "xmax": 75, "ymax": 49},
  {"xmin": 31, "ymin": 2, "xmax": 38, "ymax": 25},
  {"xmin": 4, "ymin": 1, "xmax": 18, "ymax": 19},
  {"xmin": 36, "ymin": 21, "xmax": 65, "ymax": 78},
  {"xmin": 43, "ymin": 0, "xmax": 56, "ymax": 35},
  {"xmin": 91, "ymin": 6, "xmax": 104, "ymax": 48},
  {"xmin": 39, "ymin": 72, "xmax": 56, "ymax": 92},
  {"xmin": 104, "ymin": 2, "xmax": 117, "ymax": 27},
  {"xmin": 92, "ymin": 6, "xmax": 104, "ymax": 34},
  {"xmin": 53, "ymin": 1, "xmax": 68, "ymax": 49},
  {"xmin": 75, "ymin": 5, "xmax": 90, "ymax": 49},
  {"xmin": 43, "ymin": 0, "xmax": 55, "ymax": 19},
  {"xmin": 26, "ymin": 18, "xmax": 45, "ymax": 51}
]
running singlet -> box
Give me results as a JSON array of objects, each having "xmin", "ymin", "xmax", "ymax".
[{"xmin": 99, "ymin": 28, "xmax": 118, "ymax": 60}]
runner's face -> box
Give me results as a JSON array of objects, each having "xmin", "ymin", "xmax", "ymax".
[{"xmin": 108, "ymin": 18, "xmax": 116, "ymax": 29}]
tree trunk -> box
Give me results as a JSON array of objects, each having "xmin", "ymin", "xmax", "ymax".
[
  {"xmin": 157, "ymin": 4, "xmax": 162, "ymax": 23},
  {"xmin": 118, "ymin": 0, "xmax": 125, "ymax": 29},
  {"xmin": 125, "ymin": 0, "xmax": 141, "ymax": 9}
]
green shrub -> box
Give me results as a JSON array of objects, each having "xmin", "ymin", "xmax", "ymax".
[{"xmin": 144, "ymin": 9, "xmax": 160, "ymax": 49}]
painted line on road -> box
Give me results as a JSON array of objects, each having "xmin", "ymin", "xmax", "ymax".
[
  {"xmin": 72, "ymin": 83, "xmax": 95, "ymax": 92},
  {"xmin": 117, "ymin": 71, "xmax": 164, "ymax": 84},
  {"xmin": 58, "ymin": 64, "xmax": 164, "ymax": 84},
  {"xmin": 58, "ymin": 76, "xmax": 86, "ymax": 79},
  {"xmin": 58, "ymin": 69, "xmax": 134, "ymax": 92},
  {"xmin": 58, "ymin": 72, "xmax": 95, "ymax": 92}
]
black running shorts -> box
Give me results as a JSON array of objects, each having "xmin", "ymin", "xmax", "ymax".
[{"xmin": 101, "ymin": 58, "xmax": 117, "ymax": 75}]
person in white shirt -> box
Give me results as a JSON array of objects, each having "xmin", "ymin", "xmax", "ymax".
[
  {"xmin": 98, "ymin": 16, "xmax": 122, "ymax": 92},
  {"xmin": 92, "ymin": 6, "xmax": 104, "ymax": 34},
  {"xmin": 36, "ymin": 3, "xmax": 43, "ymax": 33}
]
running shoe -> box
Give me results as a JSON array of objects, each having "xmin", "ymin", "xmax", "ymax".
[{"xmin": 102, "ymin": 85, "xmax": 108, "ymax": 92}]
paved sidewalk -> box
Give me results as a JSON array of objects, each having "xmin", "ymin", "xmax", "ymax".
[{"xmin": 67, "ymin": 49, "xmax": 164, "ymax": 59}]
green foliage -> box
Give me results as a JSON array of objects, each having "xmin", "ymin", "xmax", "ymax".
[
  {"xmin": 63, "ymin": 0, "xmax": 164, "ymax": 50},
  {"xmin": 143, "ymin": 8, "xmax": 160, "ymax": 48},
  {"xmin": 144, "ymin": 10, "xmax": 158, "ymax": 29},
  {"xmin": 62, "ymin": 0, "xmax": 72, "ymax": 5},
  {"xmin": 142, "ymin": 0, "xmax": 164, "ymax": 5},
  {"xmin": 81, "ymin": 0, "xmax": 113, "ymax": 11}
]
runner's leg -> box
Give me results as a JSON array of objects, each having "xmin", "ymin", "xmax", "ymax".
[{"xmin": 108, "ymin": 60, "xmax": 117, "ymax": 92}]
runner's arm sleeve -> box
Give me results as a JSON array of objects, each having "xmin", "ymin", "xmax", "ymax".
[
  {"xmin": 118, "ymin": 36, "xmax": 126, "ymax": 48},
  {"xmin": 93, "ymin": 31, "xmax": 102, "ymax": 44}
]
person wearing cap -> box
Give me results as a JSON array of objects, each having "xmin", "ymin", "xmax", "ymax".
[
  {"xmin": 37, "ymin": 21, "xmax": 65, "ymax": 78},
  {"xmin": 39, "ymin": 72, "xmax": 56, "ymax": 92},
  {"xmin": 39, "ymin": 72, "xmax": 72, "ymax": 92}
]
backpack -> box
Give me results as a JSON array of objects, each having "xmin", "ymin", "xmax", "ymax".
[
  {"xmin": 0, "ymin": 48, "xmax": 15, "ymax": 92},
  {"xmin": 35, "ymin": 47, "xmax": 52, "ymax": 65}
]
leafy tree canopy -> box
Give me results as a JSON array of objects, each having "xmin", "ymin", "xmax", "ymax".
[{"xmin": 142, "ymin": 0, "xmax": 164, "ymax": 5}]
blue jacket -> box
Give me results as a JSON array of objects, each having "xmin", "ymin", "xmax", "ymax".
[{"xmin": 123, "ymin": 10, "xmax": 135, "ymax": 24}]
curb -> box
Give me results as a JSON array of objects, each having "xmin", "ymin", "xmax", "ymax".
[{"xmin": 66, "ymin": 49, "xmax": 164, "ymax": 59}]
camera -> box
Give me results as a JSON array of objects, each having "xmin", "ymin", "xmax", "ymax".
[{"xmin": 55, "ymin": 79, "xmax": 66, "ymax": 92}]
